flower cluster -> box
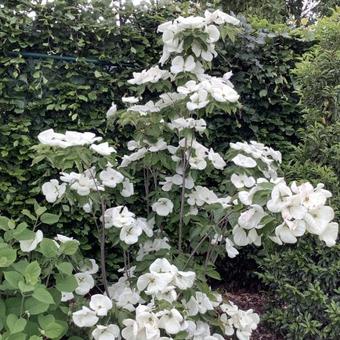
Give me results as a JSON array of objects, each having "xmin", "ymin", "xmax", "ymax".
[
  {"xmin": 268, "ymin": 181, "xmax": 338, "ymax": 246},
  {"xmin": 230, "ymin": 140, "xmax": 282, "ymax": 179},
  {"xmin": 220, "ymin": 302, "xmax": 260, "ymax": 340},
  {"xmin": 42, "ymin": 163, "xmax": 133, "ymax": 203},
  {"xmin": 177, "ymin": 75, "xmax": 239, "ymax": 111},
  {"xmin": 103, "ymin": 206, "xmax": 152, "ymax": 244},
  {"xmin": 158, "ymin": 10, "xmax": 240, "ymax": 65},
  {"xmin": 38, "ymin": 129, "xmax": 116, "ymax": 156}
]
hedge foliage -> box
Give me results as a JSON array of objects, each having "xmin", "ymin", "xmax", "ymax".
[{"xmin": 259, "ymin": 9, "xmax": 340, "ymax": 339}]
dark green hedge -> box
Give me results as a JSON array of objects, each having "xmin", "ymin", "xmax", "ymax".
[{"xmin": 258, "ymin": 10, "xmax": 340, "ymax": 339}]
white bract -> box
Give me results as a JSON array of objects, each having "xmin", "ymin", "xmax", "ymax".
[
  {"xmin": 92, "ymin": 324, "xmax": 120, "ymax": 340},
  {"xmin": 90, "ymin": 142, "xmax": 116, "ymax": 156},
  {"xmin": 19, "ymin": 230, "xmax": 43, "ymax": 252},
  {"xmin": 72, "ymin": 306, "xmax": 99, "ymax": 328},
  {"xmin": 42, "ymin": 179, "xmax": 66, "ymax": 203},
  {"xmin": 89, "ymin": 294, "xmax": 113, "ymax": 316},
  {"xmin": 152, "ymin": 198, "xmax": 174, "ymax": 216}
]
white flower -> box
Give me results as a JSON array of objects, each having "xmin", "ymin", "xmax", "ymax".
[
  {"xmin": 173, "ymin": 270, "xmax": 196, "ymax": 290},
  {"xmin": 106, "ymin": 103, "xmax": 117, "ymax": 119},
  {"xmin": 267, "ymin": 182, "xmax": 292, "ymax": 212},
  {"xmin": 156, "ymin": 286, "xmax": 178, "ymax": 303},
  {"xmin": 184, "ymin": 292, "xmax": 214, "ymax": 316},
  {"xmin": 128, "ymin": 66, "xmax": 170, "ymax": 85},
  {"xmin": 137, "ymin": 272, "xmax": 173, "ymax": 295},
  {"xmin": 42, "ymin": 179, "xmax": 66, "ymax": 203},
  {"xmin": 80, "ymin": 259, "xmax": 99, "ymax": 274},
  {"xmin": 83, "ymin": 200, "xmax": 93, "ymax": 213},
  {"xmin": 319, "ymin": 222, "xmax": 338, "ymax": 247},
  {"xmin": 158, "ymin": 309, "xmax": 184, "ymax": 334},
  {"xmin": 75, "ymin": 272, "xmax": 95, "ymax": 295},
  {"xmin": 204, "ymin": 9, "xmax": 240, "ymax": 26},
  {"xmin": 55, "ymin": 234, "xmax": 79, "ymax": 244},
  {"xmin": 61, "ymin": 292, "xmax": 74, "ymax": 302},
  {"xmin": 238, "ymin": 205, "xmax": 266, "ymax": 230},
  {"xmin": 128, "ymin": 100, "xmax": 160, "ymax": 115},
  {"xmin": 147, "ymin": 138, "xmax": 168, "ymax": 152},
  {"xmin": 104, "ymin": 206, "xmax": 135, "ymax": 229},
  {"xmin": 90, "ymin": 142, "xmax": 116, "ymax": 156},
  {"xmin": 116, "ymin": 287, "xmax": 141, "ymax": 311},
  {"xmin": 304, "ymin": 206, "xmax": 335, "ymax": 235},
  {"xmin": 122, "ymin": 96, "xmax": 140, "ymax": 104},
  {"xmin": 230, "ymin": 174, "xmax": 256, "ymax": 189},
  {"xmin": 127, "ymin": 140, "xmax": 141, "ymax": 151},
  {"xmin": 232, "ymin": 154, "xmax": 257, "ymax": 168},
  {"xmin": 232, "ymin": 225, "xmax": 249, "ymax": 247},
  {"xmin": 100, "ymin": 167, "xmax": 124, "ymax": 188},
  {"xmin": 92, "ymin": 324, "xmax": 120, "ymax": 340},
  {"xmin": 208, "ymin": 149, "xmax": 226, "ymax": 169},
  {"xmin": 19, "ymin": 230, "xmax": 43, "ymax": 252},
  {"xmin": 170, "ymin": 55, "xmax": 196, "ymax": 74},
  {"xmin": 152, "ymin": 198, "xmax": 174, "ymax": 216},
  {"xmin": 72, "ymin": 306, "xmax": 98, "ymax": 328},
  {"xmin": 272, "ymin": 219, "xmax": 306, "ymax": 244},
  {"xmin": 89, "ymin": 294, "xmax": 113, "ymax": 316},
  {"xmin": 121, "ymin": 178, "xmax": 134, "ymax": 197},
  {"xmin": 120, "ymin": 223, "xmax": 142, "ymax": 245},
  {"xmin": 38, "ymin": 129, "xmax": 102, "ymax": 148},
  {"xmin": 225, "ymin": 238, "xmax": 239, "ymax": 258},
  {"xmin": 121, "ymin": 319, "xmax": 140, "ymax": 340}
]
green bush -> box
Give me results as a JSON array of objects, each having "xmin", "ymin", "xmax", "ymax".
[{"xmin": 258, "ymin": 9, "xmax": 340, "ymax": 339}]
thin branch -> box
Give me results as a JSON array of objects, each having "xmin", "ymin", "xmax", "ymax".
[{"xmin": 184, "ymin": 233, "xmax": 209, "ymax": 269}]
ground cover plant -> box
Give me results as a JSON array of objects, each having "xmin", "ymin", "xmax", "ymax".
[{"xmin": 0, "ymin": 7, "xmax": 338, "ymax": 340}]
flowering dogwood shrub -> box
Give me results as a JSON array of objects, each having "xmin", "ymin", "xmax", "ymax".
[{"xmin": 10, "ymin": 8, "xmax": 336, "ymax": 340}]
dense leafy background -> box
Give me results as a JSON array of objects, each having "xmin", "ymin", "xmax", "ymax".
[{"xmin": 259, "ymin": 10, "xmax": 340, "ymax": 339}]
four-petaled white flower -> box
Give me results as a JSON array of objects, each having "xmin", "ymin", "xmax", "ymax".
[
  {"xmin": 89, "ymin": 294, "xmax": 113, "ymax": 316},
  {"xmin": 75, "ymin": 272, "xmax": 95, "ymax": 295},
  {"xmin": 158, "ymin": 308, "xmax": 184, "ymax": 334},
  {"xmin": 152, "ymin": 198, "xmax": 174, "ymax": 216}
]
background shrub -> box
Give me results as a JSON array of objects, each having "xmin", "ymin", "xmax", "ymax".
[{"xmin": 258, "ymin": 9, "xmax": 340, "ymax": 339}]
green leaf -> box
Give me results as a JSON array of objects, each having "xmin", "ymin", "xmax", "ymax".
[
  {"xmin": 24, "ymin": 297, "xmax": 49, "ymax": 315},
  {"xmin": 0, "ymin": 216, "xmax": 11, "ymax": 231},
  {"xmin": 18, "ymin": 281, "xmax": 35, "ymax": 293},
  {"xmin": 56, "ymin": 262, "xmax": 73, "ymax": 275},
  {"xmin": 4, "ymin": 271, "xmax": 23, "ymax": 289},
  {"xmin": 40, "ymin": 213, "xmax": 59, "ymax": 225},
  {"xmin": 32, "ymin": 287, "xmax": 55, "ymax": 305},
  {"xmin": 0, "ymin": 247, "xmax": 17, "ymax": 268},
  {"xmin": 60, "ymin": 241, "xmax": 78, "ymax": 255},
  {"xmin": 21, "ymin": 209, "xmax": 36, "ymax": 221},
  {"xmin": 39, "ymin": 239, "xmax": 59, "ymax": 258},
  {"xmin": 55, "ymin": 274, "xmax": 78, "ymax": 293},
  {"xmin": 24, "ymin": 261, "xmax": 41, "ymax": 285},
  {"xmin": 6, "ymin": 314, "xmax": 27, "ymax": 334}
]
